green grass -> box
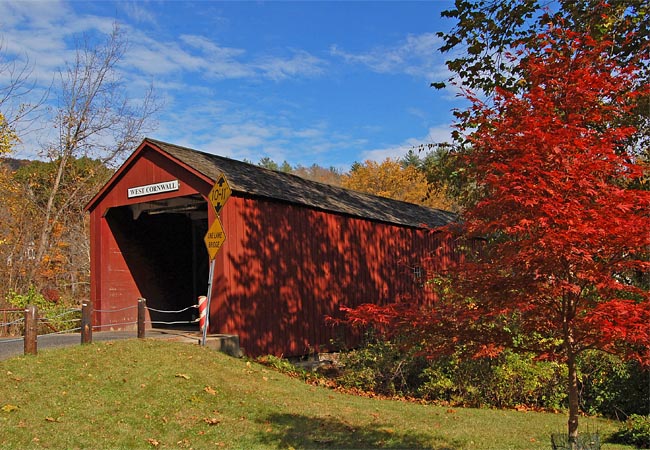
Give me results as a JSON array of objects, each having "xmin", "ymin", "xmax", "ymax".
[{"xmin": 0, "ymin": 339, "xmax": 631, "ymax": 449}]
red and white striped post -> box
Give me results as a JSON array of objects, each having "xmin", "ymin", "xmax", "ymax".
[{"xmin": 197, "ymin": 295, "xmax": 208, "ymax": 333}]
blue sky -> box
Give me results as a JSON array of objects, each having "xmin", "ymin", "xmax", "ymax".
[{"xmin": 1, "ymin": 1, "xmax": 464, "ymax": 170}]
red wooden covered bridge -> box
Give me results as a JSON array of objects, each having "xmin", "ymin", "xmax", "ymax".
[{"xmin": 85, "ymin": 138, "xmax": 457, "ymax": 357}]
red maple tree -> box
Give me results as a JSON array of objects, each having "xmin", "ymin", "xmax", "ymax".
[{"xmin": 344, "ymin": 24, "xmax": 650, "ymax": 443}]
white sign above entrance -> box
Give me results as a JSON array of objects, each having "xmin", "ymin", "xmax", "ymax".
[{"xmin": 127, "ymin": 180, "xmax": 180, "ymax": 198}]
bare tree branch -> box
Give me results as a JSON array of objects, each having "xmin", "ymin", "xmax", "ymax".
[{"xmin": 30, "ymin": 23, "xmax": 160, "ymax": 283}]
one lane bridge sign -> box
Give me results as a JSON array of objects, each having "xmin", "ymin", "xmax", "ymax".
[
  {"xmin": 208, "ymin": 173, "xmax": 232, "ymax": 214},
  {"xmin": 204, "ymin": 216, "xmax": 226, "ymax": 260}
]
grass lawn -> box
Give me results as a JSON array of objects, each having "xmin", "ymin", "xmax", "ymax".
[{"xmin": 0, "ymin": 339, "xmax": 632, "ymax": 449}]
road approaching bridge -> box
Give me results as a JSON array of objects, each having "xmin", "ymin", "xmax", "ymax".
[{"xmin": 0, "ymin": 329, "xmax": 197, "ymax": 361}]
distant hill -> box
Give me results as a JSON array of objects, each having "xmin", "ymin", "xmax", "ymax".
[{"xmin": 0, "ymin": 157, "xmax": 31, "ymax": 171}]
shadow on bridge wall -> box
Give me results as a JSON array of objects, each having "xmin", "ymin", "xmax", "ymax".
[{"xmin": 212, "ymin": 196, "xmax": 452, "ymax": 357}]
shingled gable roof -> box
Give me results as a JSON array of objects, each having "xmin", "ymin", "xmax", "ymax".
[{"xmin": 143, "ymin": 138, "xmax": 456, "ymax": 229}]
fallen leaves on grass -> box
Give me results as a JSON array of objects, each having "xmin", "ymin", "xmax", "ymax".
[
  {"xmin": 6, "ymin": 371, "xmax": 23, "ymax": 382},
  {"xmin": 175, "ymin": 373, "xmax": 190, "ymax": 380},
  {"xmin": 2, "ymin": 404, "xmax": 18, "ymax": 413},
  {"xmin": 176, "ymin": 438, "xmax": 191, "ymax": 448},
  {"xmin": 204, "ymin": 386, "xmax": 217, "ymax": 395}
]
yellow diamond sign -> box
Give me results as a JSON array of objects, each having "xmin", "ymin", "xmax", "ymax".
[
  {"xmin": 204, "ymin": 216, "xmax": 226, "ymax": 260},
  {"xmin": 208, "ymin": 173, "xmax": 232, "ymax": 214}
]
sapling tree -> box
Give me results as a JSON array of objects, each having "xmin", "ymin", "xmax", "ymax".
[{"xmin": 29, "ymin": 25, "xmax": 158, "ymax": 286}]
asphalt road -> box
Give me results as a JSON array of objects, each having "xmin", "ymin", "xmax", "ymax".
[{"xmin": 0, "ymin": 329, "xmax": 200, "ymax": 361}]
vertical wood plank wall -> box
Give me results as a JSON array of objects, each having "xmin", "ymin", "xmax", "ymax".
[{"xmin": 211, "ymin": 196, "xmax": 453, "ymax": 357}]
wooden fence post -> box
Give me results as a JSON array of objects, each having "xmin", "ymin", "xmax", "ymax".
[
  {"xmin": 137, "ymin": 298, "xmax": 146, "ymax": 339},
  {"xmin": 81, "ymin": 302, "xmax": 93, "ymax": 344},
  {"xmin": 24, "ymin": 305, "xmax": 37, "ymax": 355}
]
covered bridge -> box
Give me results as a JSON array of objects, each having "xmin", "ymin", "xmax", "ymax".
[{"xmin": 85, "ymin": 138, "xmax": 457, "ymax": 357}]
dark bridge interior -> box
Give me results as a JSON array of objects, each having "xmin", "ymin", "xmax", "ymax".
[{"xmin": 105, "ymin": 194, "xmax": 209, "ymax": 328}]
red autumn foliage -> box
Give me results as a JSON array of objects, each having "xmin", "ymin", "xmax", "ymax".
[{"xmin": 341, "ymin": 23, "xmax": 650, "ymax": 439}]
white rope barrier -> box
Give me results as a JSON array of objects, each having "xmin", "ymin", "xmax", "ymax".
[
  {"xmin": 46, "ymin": 309, "xmax": 82, "ymax": 319},
  {"xmin": 0, "ymin": 318, "xmax": 25, "ymax": 327},
  {"xmin": 146, "ymin": 320, "xmax": 197, "ymax": 326},
  {"xmin": 146, "ymin": 305, "xmax": 198, "ymax": 314},
  {"xmin": 50, "ymin": 318, "xmax": 82, "ymax": 325},
  {"xmin": 94, "ymin": 305, "xmax": 138, "ymax": 313},
  {"xmin": 38, "ymin": 327, "xmax": 83, "ymax": 336},
  {"xmin": 92, "ymin": 321, "xmax": 138, "ymax": 330}
]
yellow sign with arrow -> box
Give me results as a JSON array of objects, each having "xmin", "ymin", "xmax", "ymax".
[{"xmin": 207, "ymin": 173, "xmax": 232, "ymax": 214}]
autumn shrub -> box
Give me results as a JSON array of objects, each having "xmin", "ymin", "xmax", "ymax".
[
  {"xmin": 609, "ymin": 415, "xmax": 650, "ymax": 449},
  {"xmin": 417, "ymin": 350, "xmax": 567, "ymax": 409},
  {"xmin": 488, "ymin": 352, "xmax": 567, "ymax": 409},
  {"xmin": 256, "ymin": 354, "xmax": 317, "ymax": 383},
  {"xmin": 416, "ymin": 354, "xmax": 487, "ymax": 406},
  {"xmin": 336, "ymin": 336, "xmax": 649, "ymax": 417},
  {"xmin": 5, "ymin": 285, "xmax": 81, "ymax": 334},
  {"xmin": 336, "ymin": 339, "xmax": 428, "ymax": 396},
  {"xmin": 336, "ymin": 336, "xmax": 568, "ymax": 410},
  {"xmin": 578, "ymin": 351, "xmax": 650, "ymax": 419}
]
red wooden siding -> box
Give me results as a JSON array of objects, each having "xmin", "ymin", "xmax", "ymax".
[{"xmin": 210, "ymin": 196, "xmax": 452, "ymax": 357}]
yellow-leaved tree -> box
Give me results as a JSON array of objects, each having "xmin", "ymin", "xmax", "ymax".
[
  {"xmin": 0, "ymin": 112, "xmax": 18, "ymax": 155},
  {"xmin": 341, "ymin": 158, "xmax": 452, "ymax": 210}
]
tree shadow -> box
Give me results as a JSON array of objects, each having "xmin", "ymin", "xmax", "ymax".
[
  {"xmin": 255, "ymin": 412, "xmax": 459, "ymax": 449},
  {"xmin": 213, "ymin": 196, "xmax": 451, "ymax": 357}
]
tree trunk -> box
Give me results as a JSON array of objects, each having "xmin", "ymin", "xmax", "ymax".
[
  {"xmin": 567, "ymin": 351, "xmax": 580, "ymax": 449},
  {"xmin": 29, "ymin": 153, "xmax": 69, "ymax": 286}
]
